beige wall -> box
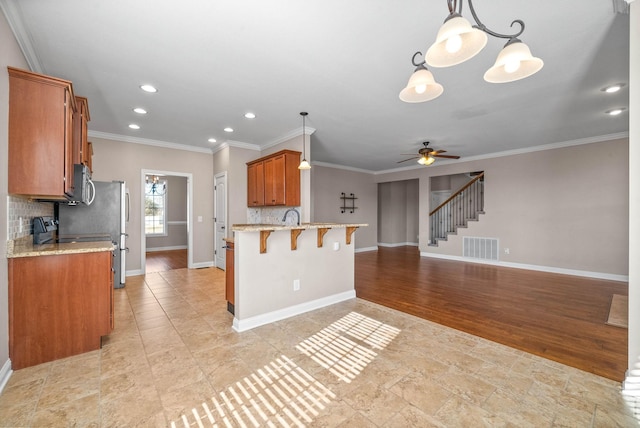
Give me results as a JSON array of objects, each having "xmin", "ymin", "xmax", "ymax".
[
  {"xmin": 91, "ymin": 137, "xmax": 214, "ymax": 272},
  {"xmin": 311, "ymin": 165, "xmax": 378, "ymax": 250},
  {"xmin": 378, "ymin": 180, "xmax": 419, "ymax": 246},
  {"xmin": 213, "ymin": 145, "xmax": 261, "ymax": 238},
  {"xmin": 1, "ymin": 10, "xmax": 29, "ymax": 376},
  {"xmin": 376, "ymin": 138, "xmax": 629, "ymax": 277},
  {"xmin": 146, "ymin": 175, "xmax": 188, "ymax": 250}
]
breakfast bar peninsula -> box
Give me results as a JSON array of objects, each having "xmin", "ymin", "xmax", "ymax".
[{"xmin": 230, "ymin": 222, "xmax": 367, "ymax": 332}]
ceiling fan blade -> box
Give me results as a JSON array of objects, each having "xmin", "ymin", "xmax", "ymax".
[
  {"xmin": 396, "ymin": 157, "xmax": 419, "ymax": 163},
  {"xmin": 432, "ymin": 150, "xmax": 447, "ymax": 155},
  {"xmin": 432, "ymin": 154, "xmax": 460, "ymax": 159}
]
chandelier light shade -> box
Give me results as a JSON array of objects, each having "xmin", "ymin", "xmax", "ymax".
[
  {"xmin": 425, "ymin": 14, "xmax": 487, "ymax": 67},
  {"xmin": 399, "ymin": 61, "xmax": 444, "ymax": 103},
  {"xmin": 483, "ymin": 39, "xmax": 544, "ymax": 83},
  {"xmin": 400, "ymin": 0, "xmax": 543, "ymax": 102},
  {"xmin": 298, "ymin": 112, "xmax": 311, "ymax": 170}
]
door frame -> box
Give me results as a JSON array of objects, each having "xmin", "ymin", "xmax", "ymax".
[
  {"xmin": 214, "ymin": 171, "xmax": 228, "ymax": 269},
  {"xmin": 140, "ymin": 169, "xmax": 194, "ymax": 274}
]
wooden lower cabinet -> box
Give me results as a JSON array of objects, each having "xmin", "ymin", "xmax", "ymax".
[
  {"xmin": 8, "ymin": 250, "xmax": 114, "ymax": 369},
  {"xmin": 225, "ymin": 240, "xmax": 234, "ymax": 314}
]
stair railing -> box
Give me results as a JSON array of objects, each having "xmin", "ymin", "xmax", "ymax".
[{"xmin": 429, "ymin": 172, "xmax": 485, "ymax": 245}]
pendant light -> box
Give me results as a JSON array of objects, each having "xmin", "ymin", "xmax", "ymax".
[{"xmin": 298, "ymin": 112, "xmax": 311, "ymax": 170}]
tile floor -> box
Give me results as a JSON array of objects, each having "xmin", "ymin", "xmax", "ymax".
[{"xmin": 0, "ymin": 267, "xmax": 638, "ymax": 427}]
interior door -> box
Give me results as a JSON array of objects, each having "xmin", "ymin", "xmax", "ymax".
[{"xmin": 214, "ymin": 173, "xmax": 227, "ymax": 269}]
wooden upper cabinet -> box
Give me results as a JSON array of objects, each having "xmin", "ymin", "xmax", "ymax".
[
  {"xmin": 73, "ymin": 96, "xmax": 90, "ymax": 167},
  {"xmin": 247, "ymin": 150, "xmax": 301, "ymax": 207},
  {"xmin": 8, "ymin": 67, "xmax": 77, "ymax": 199},
  {"xmin": 247, "ymin": 161, "xmax": 265, "ymax": 207}
]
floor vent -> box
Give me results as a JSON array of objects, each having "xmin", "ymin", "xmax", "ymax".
[{"xmin": 463, "ymin": 237, "xmax": 499, "ymax": 261}]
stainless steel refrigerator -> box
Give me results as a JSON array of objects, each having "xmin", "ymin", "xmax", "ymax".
[{"xmin": 57, "ymin": 181, "xmax": 128, "ymax": 288}]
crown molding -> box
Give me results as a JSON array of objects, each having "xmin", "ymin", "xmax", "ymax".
[
  {"xmin": 262, "ymin": 127, "xmax": 316, "ymax": 151},
  {"xmin": 372, "ymin": 132, "xmax": 629, "ymax": 175},
  {"xmin": 0, "ymin": 0, "xmax": 43, "ymax": 73},
  {"xmin": 312, "ymin": 161, "xmax": 376, "ymax": 174},
  {"xmin": 88, "ymin": 131, "xmax": 214, "ymax": 154}
]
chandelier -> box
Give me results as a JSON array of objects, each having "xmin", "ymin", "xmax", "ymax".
[
  {"xmin": 400, "ymin": 0, "xmax": 544, "ymax": 103},
  {"xmin": 145, "ymin": 175, "xmax": 166, "ymax": 195}
]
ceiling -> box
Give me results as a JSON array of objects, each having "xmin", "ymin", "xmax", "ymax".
[{"xmin": 0, "ymin": 0, "xmax": 630, "ymax": 172}]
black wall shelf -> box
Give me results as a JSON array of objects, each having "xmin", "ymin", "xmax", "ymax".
[{"xmin": 340, "ymin": 192, "xmax": 357, "ymax": 213}]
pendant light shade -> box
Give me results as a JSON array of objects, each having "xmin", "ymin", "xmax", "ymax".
[
  {"xmin": 399, "ymin": 65, "xmax": 443, "ymax": 103},
  {"xmin": 484, "ymin": 39, "xmax": 544, "ymax": 83},
  {"xmin": 425, "ymin": 14, "xmax": 488, "ymax": 68},
  {"xmin": 298, "ymin": 112, "xmax": 311, "ymax": 170}
]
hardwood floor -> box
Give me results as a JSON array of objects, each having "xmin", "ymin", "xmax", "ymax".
[
  {"xmin": 355, "ymin": 246, "xmax": 628, "ymax": 381},
  {"xmin": 145, "ymin": 249, "xmax": 187, "ymax": 272}
]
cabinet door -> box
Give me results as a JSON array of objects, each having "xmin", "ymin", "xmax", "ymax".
[
  {"xmin": 247, "ymin": 162, "xmax": 265, "ymax": 206},
  {"xmin": 9, "ymin": 251, "xmax": 113, "ymax": 369},
  {"xmin": 73, "ymin": 96, "xmax": 90, "ymax": 167},
  {"xmin": 63, "ymin": 88, "xmax": 74, "ymax": 196},
  {"xmin": 8, "ymin": 68, "xmax": 76, "ymax": 199},
  {"xmin": 264, "ymin": 155, "xmax": 286, "ymax": 205}
]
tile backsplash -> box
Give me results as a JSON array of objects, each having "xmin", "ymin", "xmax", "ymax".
[
  {"xmin": 247, "ymin": 207, "xmax": 303, "ymax": 226},
  {"xmin": 7, "ymin": 195, "xmax": 54, "ymax": 240}
]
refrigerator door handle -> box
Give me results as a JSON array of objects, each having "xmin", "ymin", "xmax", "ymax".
[{"xmin": 125, "ymin": 191, "xmax": 130, "ymax": 222}]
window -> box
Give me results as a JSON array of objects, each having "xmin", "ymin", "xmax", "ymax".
[{"xmin": 145, "ymin": 177, "xmax": 167, "ymax": 236}]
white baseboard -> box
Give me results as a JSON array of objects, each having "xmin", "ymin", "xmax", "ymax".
[
  {"xmin": 191, "ymin": 261, "xmax": 215, "ymax": 269},
  {"xmin": 232, "ymin": 290, "xmax": 356, "ymax": 332},
  {"xmin": 145, "ymin": 245, "xmax": 188, "ymax": 252},
  {"xmin": 0, "ymin": 359, "xmax": 12, "ymax": 394},
  {"xmin": 378, "ymin": 242, "xmax": 419, "ymax": 248},
  {"xmin": 420, "ymin": 252, "xmax": 629, "ymax": 282},
  {"xmin": 355, "ymin": 246, "xmax": 379, "ymax": 253},
  {"xmin": 126, "ymin": 269, "xmax": 144, "ymax": 277}
]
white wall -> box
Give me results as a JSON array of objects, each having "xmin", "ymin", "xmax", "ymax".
[
  {"xmin": 627, "ymin": 0, "xmax": 639, "ymax": 382},
  {"xmin": 90, "ymin": 137, "xmax": 214, "ymax": 272},
  {"xmin": 235, "ymin": 227, "xmax": 355, "ymax": 330},
  {"xmin": 0, "ymin": 9, "xmax": 30, "ymax": 384}
]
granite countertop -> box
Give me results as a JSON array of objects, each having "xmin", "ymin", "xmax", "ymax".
[
  {"xmin": 232, "ymin": 222, "xmax": 368, "ymax": 232},
  {"xmin": 7, "ymin": 236, "xmax": 115, "ymax": 258}
]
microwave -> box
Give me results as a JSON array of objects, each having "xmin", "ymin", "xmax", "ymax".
[{"xmin": 68, "ymin": 164, "xmax": 95, "ymax": 205}]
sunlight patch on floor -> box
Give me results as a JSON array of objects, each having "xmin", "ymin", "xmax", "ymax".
[
  {"xmin": 296, "ymin": 312, "xmax": 401, "ymax": 383},
  {"xmin": 171, "ymin": 355, "xmax": 335, "ymax": 428},
  {"xmin": 171, "ymin": 312, "xmax": 400, "ymax": 427}
]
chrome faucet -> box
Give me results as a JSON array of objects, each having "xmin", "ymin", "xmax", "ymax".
[{"xmin": 282, "ymin": 208, "xmax": 300, "ymax": 225}]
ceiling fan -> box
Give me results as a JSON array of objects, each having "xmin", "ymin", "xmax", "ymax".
[{"xmin": 397, "ymin": 141, "xmax": 460, "ymax": 166}]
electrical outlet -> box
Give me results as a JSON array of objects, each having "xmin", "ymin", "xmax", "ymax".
[
  {"xmin": 293, "ymin": 279, "xmax": 300, "ymax": 291},
  {"xmin": 504, "ymin": 248, "xmax": 510, "ymax": 255}
]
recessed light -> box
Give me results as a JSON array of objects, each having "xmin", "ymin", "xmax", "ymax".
[
  {"xmin": 224, "ymin": 127, "xmax": 234, "ymax": 133},
  {"xmin": 602, "ymin": 83, "xmax": 625, "ymax": 93},
  {"xmin": 133, "ymin": 107, "xmax": 147, "ymax": 114},
  {"xmin": 129, "ymin": 124, "xmax": 140, "ymax": 129},
  {"xmin": 140, "ymin": 84, "xmax": 157, "ymax": 93},
  {"xmin": 208, "ymin": 138, "xmax": 217, "ymax": 143},
  {"xmin": 244, "ymin": 112, "xmax": 256, "ymax": 119},
  {"xmin": 606, "ymin": 108, "xmax": 626, "ymax": 116}
]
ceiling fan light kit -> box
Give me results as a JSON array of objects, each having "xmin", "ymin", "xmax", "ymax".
[
  {"xmin": 397, "ymin": 141, "xmax": 460, "ymax": 166},
  {"xmin": 400, "ymin": 0, "xmax": 543, "ymax": 102}
]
